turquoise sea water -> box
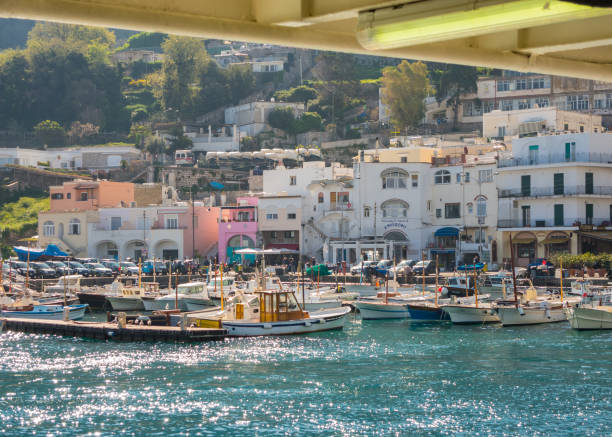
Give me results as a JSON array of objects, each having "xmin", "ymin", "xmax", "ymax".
[{"xmin": 1, "ymin": 316, "xmax": 610, "ymax": 436}]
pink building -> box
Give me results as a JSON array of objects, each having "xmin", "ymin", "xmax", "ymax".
[
  {"xmin": 218, "ymin": 196, "xmax": 258, "ymax": 264},
  {"xmin": 49, "ymin": 180, "xmax": 134, "ymax": 212}
]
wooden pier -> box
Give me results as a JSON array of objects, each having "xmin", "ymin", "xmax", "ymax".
[{"xmin": 0, "ymin": 317, "xmax": 227, "ymax": 342}]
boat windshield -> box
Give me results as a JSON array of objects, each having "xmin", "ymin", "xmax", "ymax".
[{"xmin": 178, "ymin": 284, "xmax": 204, "ymax": 294}]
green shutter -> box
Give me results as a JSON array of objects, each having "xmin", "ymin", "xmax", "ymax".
[
  {"xmin": 553, "ymin": 173, "xmax": 564, "ymax": 195},
  {"xmin": 554, "ymin": 204, "xmax": 564, "ymax": 226},
  {"xmin": 565, "ymin": 142, "xmax": 571, "ymax": 160},
  {"xmin": 521, "ymin": 175, "xmax": 531, "ymax": 196},
  {"xmin": 585, "ymin": 173, "xmax": 593, "ymax": 194},
  {"xmin": 586, "ymin": 204, "xmax": 593, "ymax": 224}
]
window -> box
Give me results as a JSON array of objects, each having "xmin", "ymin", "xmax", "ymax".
[
  {"xmin": 515, "ymin": 79, "xmax": 527, "ymax": 90},
  {"xmin": 475, "ymin": 229, "xmax": 486, "ymax": 243},
  {"xmin": 51, "ymin": 193, "xmax": 63, "ymax": 200},
  {"xmin": 165, "ymin": 217, "xmax": 178, "ymax": 229},
  {"xmin": 381, "ymin": 199, "xmax": 409, "ymax": 218},
  {"xmin": 553, "ymin": 173, "xmax": 564, "ymax": 195},
  {"xmin": 476, "ymin": 197, "xmax": 487, "ymax": 217},
  {"xmin": 382, "ymin": 169, "xmax": 407, "ymax": 189},
  {"xmin": 68, "ymin": 218, "xmax": 80, "ymax": 235},
  {"xmin": 270, "ymin": 231, "xmax": 277, "ymax": 239},
  {"xmin": 237, "ymin": 211, "xmax": 250, "ymax": 221},
  {"xmin": 565, "ymin": 142, "xmax": 576, "ymax": 161},
  {"xmin": 554, "ymin": 204, "xmax": 564, "ymax": 226},
  {"xmin": 518, "ymin": 99, "xmax": 531, "ymax": 110},
  {"xmin": 528, "ymin": 145, "xmax": 538, "ymax": 164},
  {"xmin": 563, "ymin": 123, "xmax": 569, "ymax": 131},
  {"xmin": 521, "ymin": 175, "xmax": 531, "ymax": 197},
  {"xmin": 290, "ymin": 176, "xmax": 296, "ymax": 185},
  {"xmin": 287, "ymin": 213, "xmax": 296, "ymax": 220},
  {"xmin": 427, "ymin": 200, "xmax": 431, "ymax": 211},
  {"xmin": 284, "ymin": 231, "xmax": 295, "ymax": 239},
  {"xmin": 337, "ymin": 192, "xmax": 350, "ymax": 204},
  {"xmin": 80, "ymin": 192, "xmax": 88, "ymax": 201},
  {"xmin": 497, "ymin": 80, "xmax": 510, "ymax": 91},
  {"xmin": 364, "ymin": 207, "xmax": 370, "ymax": 217},
  {"xmin": 43, "ymin": 221, "xmax": 55, "ymax": 236},
  {"xmin": 567, "ymin": 95, "xmax": 589, "ymax": 111},
  {"xmin": 585, "ymin": 173, "xmax": 593, "ymax": 195},
  {"xmin": 318, "ymin": 192, "xmax": 324, "ymax": 203},
  {"xmin": 111, "ymin": 217, "xmax": 122, "ymax": 230},
  {"xmin": 478, "ymin": 169, "xmax": 492, "ymax": 183},
  {"xmin": 607, "ymin": 94, "xmax": 612, "ymax": 109},
  {"xmin": 456, "ymin": 173, "xmax": 462, "ymax": 183},
  {"xmin": 464, "ymin": 172, "xmax": 470, "ymax": 183},
  {"xmin": 444, "ymin": 203, "xmax": 460, "ymax": 219},
  {"xmin": 467, "ymin": 203, "xmax": 473, "ymax": 214},
  {"xmin": 66, "ymin": 192, "xmax": 71, "ymax": 199},
  {"xmin": 434, "ymin": 170, "xmax": 451, "ymax": 184},
  {"xmin": 401, "ymin": 157, "xmax": 407, "ymax": 163},
  {"xmin": 266, "ymin": 213, "xmax": 278, "ymax": 220},
  {"xmin": 534, "ymin": 97, "xmax": 549, "ymax": 108},
  {"xmin": 411, "ymin": 174, "xmax": 418, "ymax": 187},
  {"xmin": 580, "ymin": 125, "xmax": 584, "ymax": 133},
  {"xmin": 522, "ymin": 206, "xmax": 531, "ymax": 227},
  {"xmin": 501, "ymin": 100, "xmax": 513, "ymax": 111},
  {"xmin": 435, "ymin": 208, "xmax": 441, "ymax": 218}
]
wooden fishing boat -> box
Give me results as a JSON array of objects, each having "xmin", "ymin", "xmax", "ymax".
[{"xmin": 187, "ymin": 288, "xmax": 350, "ymax": 336}]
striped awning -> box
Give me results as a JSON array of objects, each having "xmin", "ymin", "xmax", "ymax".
[
  {"xmin": 512, "ymin": 237, "xmax": 536, "ymax": 245},
  {"xmin": 540, "ymin": 236, "xmax": 569, "ymax": 245}
]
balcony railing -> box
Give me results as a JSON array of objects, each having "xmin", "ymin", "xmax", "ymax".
[
  {"xmin": 498, "ymin": 217, "xmax": 610, "ymax": 228},
  {"xmin": 498, "ymin": 152, "xmax": 612, "ymax": 168},
  {"xmin": 499, "ymin": 185, "xmax": 612, "ymax": 198}
]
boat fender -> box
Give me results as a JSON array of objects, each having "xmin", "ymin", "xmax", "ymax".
[
  {"xmin": 518, "ymin": 307, "xmax": 525, "ymax": 316},
  {"xmin": 319, "ymin": 318, "xmax": 326, "ymax": 324},
  {"xmin": 305, "ymin": 321, "xmax": 312, "ymax": 327},
  {"xmin": 545, "ymin": 309, "xmax": 551, "ymax": 319},
  {"xmin": 263, "ymin": 323, "xmax": 272, "ymax": 329}
]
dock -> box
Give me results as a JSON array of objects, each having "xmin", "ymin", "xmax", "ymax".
[{"xmin": 0, "ymin": 317, "xmax": 227, "ymax": 342}]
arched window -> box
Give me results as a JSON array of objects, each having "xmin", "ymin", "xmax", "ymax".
[
  {"xmin": 475, "ymin": 196, "xmax": 487, "ymax": 217},
  {"xmin": 364, "ymin": 206, "xmax": 370, "ymax": 217},
  {"xmin": 69, "ymin": 218, "xmax": 81, "ymax": 235},
  {"xmin": 43, "ymin": 221, "xmax": 55, "ymax": 236},
  {"xmin": 228, "ymin": 235, "xmax": 255, "ymax": 248},
  {"xmin": 434, "ymin": 170, "xmax": 451, "ymax": 184},
  {"xmin": 381, "ymin": 168, "xmax": 408, "ymax": 189},
  {"xmin": 467, "ymin": 202, "xmax": 473, "ymax": 214},
  {"xmin": 381, "ymin": 199, "xmax": 409, "ymax": 218}
]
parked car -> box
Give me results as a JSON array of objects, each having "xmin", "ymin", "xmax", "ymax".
[
  {"xmin": 119, "ymin": 261, "xmax": 139, "ymax": 276},
  {"xmin": 350, "ymin": 260, "xmax": 377, "ymax": 275},
  {"xmin": 389, "ymin": 259, "xmax": 415, "ymax": 277},
  {"xmin": 9, "ymin": 261, "xmax": 36, "ymax": 277},
  {"xmin": 30, "ymin": 261, "xmax": 58, "ymax": 279},
  {"xmin": 76, "ymin": 257, "xmax": 98, "ymax": 265},
  {"xmin": 46, "ymin": 260, "xmax": 74, "ymax": 276},
  {"xmin": 84, "ymin": 262, "xmax": 113, "ymax": 277},
  {"xmin": 412, "ymin": 260, "xmax": 435, "ymax": 275},
  {"xmin": 142, "ymin": 260, "xmax": 168, "ymax": 275},
  {"xmin": 67, "ymin": 261, "xmax": 91, "ymax": 277},
  {"xmin": 375, "ymin": 259, "xmax": 394, "ymax": 276},
  {"xmin": 101, "ymin": 260, "xmax": 121, "ymax": 275}
]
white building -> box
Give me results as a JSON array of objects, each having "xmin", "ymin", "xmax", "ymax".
[
  {"xmin": 225, "ymin": 101, "xmax": 305, "ymax": 137},
  {"xmin": 482, "ymin": 107, "xmax": 603, "ymax": 139},
  {"xmin": 232, "ymin": 60, "xmax": 284, "ymax": 73},
  {"xmin": 497, "ymin": 133, "xmax": 612, "ymax": 265},
  {"xmin": 186, "ymin": 125, "xmax": 239, "ymax": 153},
  {"xmin": 0, "ymin": 146, "xmax": 141, "ymax": 170}
]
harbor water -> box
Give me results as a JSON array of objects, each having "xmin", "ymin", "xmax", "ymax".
[{"xmin": 1, "ymin": 317, "xmax": 610, "ymax": 435}]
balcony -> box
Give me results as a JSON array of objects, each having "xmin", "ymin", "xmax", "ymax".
[
  {"xmin": 324, "ymin": 203, "xmax": 353, "ymax": 215},
  {"xmin": 498, "ymin": 152, "xmax": 612, "ymax": 168},
  {"xmin": 498, "ymin": 217, "xmax": 610, "ymax": 229},
  {"xmin": 499, "ymin": 185, "xmax": 612, "ymax": 198}
]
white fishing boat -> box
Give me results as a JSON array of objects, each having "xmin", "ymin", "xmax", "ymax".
[
  {"xmin": 565, "ymin": 290, "xmax": 612, "ymax": 330},
  {"xmin": 106, "ymin": 285, "xmax": 145, "ymax": 311},
  {"xmin": 44, "ymin": 275, "xmax": 83, "ymax": 294},
  {"xmin": 1, "ymin": 304, "xmax": 88, "ymax": 320},
  {"xmin": 146, "ymin": 281, "xmax": 210, "ymax": 311},
  {"xmin": 441, "ymin": 301, "xmax": 500, "ymax": 324},
  {"xmin": 187, "ymin": 288, "xmax": 350, "ymax": 336}
]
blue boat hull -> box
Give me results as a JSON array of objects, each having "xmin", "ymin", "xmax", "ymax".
[{"xmin": 407, "ymin": 306, "xmax": 450, "ymax": 321}]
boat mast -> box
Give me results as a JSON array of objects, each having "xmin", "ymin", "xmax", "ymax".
[
  {"xmin": 421, "ymin": 250, "xmax": 425, "ymax": 297},
  {"xmin": 175, "ymin": 267, "xmax": 179, "ymax": 310},
  {"xmin": 473, "ymin": 264, "xmax": 478, "ymax": 308},
  {"xmin": 384, "ymin": 272, "xmax": 389, "ymax": 304},
  {"xmin": 300, "ymin": 261, "xmax": 305, "ymax": 308},
  {"xmin": 220, "ymin": 264, "xmax": 224, "ymax": 311},
  {"xmin": 63, "ymin": 270, "xmax": 67, "ymax": 307},
  {"xmin": 509, "ymin": 234, "xmax": 519, "ymax": 308},
  {"xmin": 559, "ymin": 258, "xmax": 564, "ymax": 303},
  {"xmin": 435, "ymin": 254, "xmax": 439, "ymax": 307}
]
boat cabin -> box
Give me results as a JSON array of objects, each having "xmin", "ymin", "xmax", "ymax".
[
  {"xmin": 255, "ymin": 290, "xmax": 306, "ymax": 322},
  {"xmin": 177, "ymin": 282, "xmax": 206, "ymax": 296}
]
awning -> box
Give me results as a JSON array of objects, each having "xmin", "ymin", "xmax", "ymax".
[
  {"xmin": 540, "ymin": 236, "xmax": 570, "ymax": 245},
  {"xmin": 512, "ymin": 237, "xmax": 536, "ymax": 245},
  {"xmin": 435, "ymin": 227, "xmax": 459, "ymax": 237},
  {"xmin": 581, "ymin": 231, "xmax": 612, "ymax": 242}
]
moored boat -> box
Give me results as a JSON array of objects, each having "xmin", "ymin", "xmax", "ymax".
[
  {"xmin": 1, "ymin": 304, "xmax": 88, "ymax": 320},
  {"xmin": 441, "ymin": 303, "xmax": 499, "ymax": 324}
]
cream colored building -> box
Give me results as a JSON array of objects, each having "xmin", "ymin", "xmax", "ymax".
[
  {"xmin": 483, "ymin": 107, "xmax": 603, "ymax": 139},
  {"xmin": 257, "ymin": 195, "xmax": 302, "ymax": 250},
  {"xmin": 38, "ymin": 210, "xmax": 97, "ymax": 257}
]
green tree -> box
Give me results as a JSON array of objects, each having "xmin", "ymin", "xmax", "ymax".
[
  {"xmin": 160, "ymin": 36, "xmax": 208, "ymax": 117},
  {"xmin": 128, "ymin": 124, "xmax": 152, "ymax": 149},
  {"xmin": 274, "ymin": 85, "xmax": 318, "ymax": 105},
  {"xmin": 436, "ymin": 64, "xmax": 478, "ymax": 130},
  {"xmin": 226, "ymin": 64, "xmax": 255, "ymax": 104},
  {"xmin": 34, "ymin": 120, "xmax": 66, "ymax": 146},
  {"xmin": 294, "ymin": 112, "xmax": 322, "ymax": 134},
  {"xmin": 268, "ymin": 107, "xmax": 296, "ymax": 135},
  {"xmin": 381, "ymin": 60, "xmax": 432, "ymax": 130},
  {"xmin": 166, "ymin": 125, "xmax": 194, "ymax": 156},
  {"xmin": 144, "ymin": 135, "xmax": 166, "ymax": 162}
]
